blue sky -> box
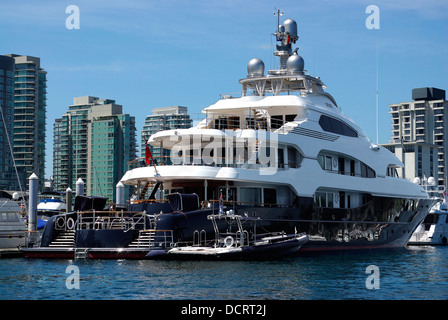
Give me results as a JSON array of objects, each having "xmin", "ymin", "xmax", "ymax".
[{"xmin": 1, "ymin": 0, "xmax": 447, "ymax": 178}]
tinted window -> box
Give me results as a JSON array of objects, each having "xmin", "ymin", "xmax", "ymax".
[{"xmin": 319, "ymin": 115, "xmax": 358, "ymax": 137}]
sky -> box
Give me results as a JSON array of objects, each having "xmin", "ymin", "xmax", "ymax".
[{"xmin": 1, "ymin": 0, "xmax": 447, "ymax": 179}]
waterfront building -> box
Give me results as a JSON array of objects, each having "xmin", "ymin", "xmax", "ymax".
[
  {"xmin": 0, "ymin": 56, "xmax": 20, "ymax": 190},
  {"xmin": 385, "ymin": 87, "xmax": 447, "ymax": 186},
  {"xmin": 3, "ymin": 54, "xmax": 47, "ymax": 189},
  {"xmin": 382, "ymin": 141, "xmax": 439, "ymax": 183},
  {"xmin": 53, "ymin": 96, "xmax": 136, "ymax": 201},
  {"xmin": 141, "ymin": 106, "xmax": 192, "ymax": 164}
]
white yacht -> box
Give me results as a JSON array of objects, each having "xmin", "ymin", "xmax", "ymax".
[
  {"xmin": 0, "ymin": 197, "xmax": 26, "ymax": 251},
  {"xmin": 408, "ymin": 193, "xmax": 448, "ymax": 245},
  {"xmin": 37, "ymin": 191, "xmax": 67, "ymax": 220},
  {"xmin": 120, "ymin": 15, "xmax": 432, "ymax": 252}
]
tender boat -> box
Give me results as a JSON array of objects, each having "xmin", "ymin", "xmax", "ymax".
[{"xmin": 147, "ymin": 213, "xmax": 308, "ymax": 260}]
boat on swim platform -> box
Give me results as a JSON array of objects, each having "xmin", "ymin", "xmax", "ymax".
[{"xmin": 146, "ymin": 213, "xmax": 309, "ymax": 260}]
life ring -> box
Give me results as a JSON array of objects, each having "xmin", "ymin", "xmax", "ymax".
[
  {"xmin": 224, "ymin": 236, "xmax": 234, "ymax": 247},
  {"xmin": 66, "ymin": 217, "xmax": 75, "ymax": 230},
  {"xmin": 56, "ymin": 216, "xmax": 65, "ymax": 229}
]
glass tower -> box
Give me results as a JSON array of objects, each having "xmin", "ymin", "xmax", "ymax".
[
  {"xmin": 141, "ymin": 106, "xmax": 192, "ymax": 164},
  {"xmin": 0, "ymin": 55, "xmax": 20, "ymax": 190},
  {"xmin": 53, "ymin": 96, "xmax": 136, "ymax": 201},
  {"xmin": 4, "ymin": 54, "xmax": 47, "ymax": 190}
]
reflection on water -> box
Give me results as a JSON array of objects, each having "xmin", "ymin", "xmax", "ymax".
[{"xmin": 0, "ymin": 246, "xmax": 447, "ymax": 300}]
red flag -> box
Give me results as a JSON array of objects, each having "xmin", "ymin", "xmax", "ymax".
[{"xmin": 145, "ymin": 140, "xmax": 152, "ymax": 165}]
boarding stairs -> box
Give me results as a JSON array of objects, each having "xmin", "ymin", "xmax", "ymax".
[
  {"xmin": 139, "ymin": 182, "xmax": 151, "ymax": 199},
  {"xmin": 128, "ymin": 230, "xmax": 156, "ymax": 248},
  {"xmin": 48, "ymin": 230, "xmax": 75, "ymax": 247}
]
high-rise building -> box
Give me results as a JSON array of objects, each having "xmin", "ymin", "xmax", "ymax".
[
  {"xmin": 52, "ymin": 118, "xmax": 65, "ymax": 191},
  {"xmin": 53, "ymin": 96, "xmax": 136, "ymax": 201},
  {"xmin": 141, "ymin": 106, "xmax": 192, "ymax": 164},
  {"xmin": 3, "ymin": 54, "xmax": 47, "ymax": 189},
  {"xmin": 384, "ymin": 87, "xmax": 447, "ymax": 186},
  {"xmin": 0, "ymin": 56, "xmax": 20, "ymax": 190}
]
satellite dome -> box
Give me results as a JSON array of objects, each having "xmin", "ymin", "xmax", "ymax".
[
  {"xmin": 286, "ymin": 52, "xmax": 304, "ymax": 74},
  {"xmin": 428, "ymin": 176, "xmax": 436, "ymax": 186},
  {"xmin": 247, "ymin": 58, "xmax": 265, "ymax": 77},
  {"xmin": 283, "ymin": 19, "xmax": 298, "ymax": 38}
]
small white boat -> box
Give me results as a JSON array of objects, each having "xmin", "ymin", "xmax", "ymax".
[
  {"xmin": 0, "ymin": 198, "xmax": 26, "ymax": 252},
  {"xmin": 408, "ymin": 197, "xmax": 448, "ymax": 245},
  {"xmin": 37, "ymin": 191, "xmax": 67, "ymax": 221}
]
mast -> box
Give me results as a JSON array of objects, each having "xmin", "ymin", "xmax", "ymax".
[
  {"xmin": 0, "ymin": 103, "xmax": 26, "ymax": 210},
  {"xmin": 376, "ymin": 42, "xmax": 379, "ymax": 145}
]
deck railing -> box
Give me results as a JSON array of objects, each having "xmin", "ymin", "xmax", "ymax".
[{"xmin": 54, "ymin": 210, "xmax": 156, "ymax": 232}]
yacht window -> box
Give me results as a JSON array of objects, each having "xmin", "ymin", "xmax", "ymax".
[
  {"xmin": 214, "ymin": 117, "xmax": 228, "ymax": 130},
  {"xmin": 285, "ymin": 114, "xmax": 296, "ymax": 122},
  {"xmin": 315, "ymin": 192, "xmax": 326, "ymax": 207},
  {"xmin": 218, "ymin": 187, "xmax": 237, "ymax": 201},
  {"xmin": 228, "ymin": 117, "xmax": 240, "ymax": 129},
  {"xmin": 271, "ymin": 115, "xmax": 283, "ymax": 129},
  {"xmin": 314, "ymin": 191, "xmax": 336, "ymax": 208},
  {"xmin": 387, "ymin": 166, "xmax": 400, "ymax": 178},
  {"xmin": 318, "ymin": 155, "xmax": 324, "ymax": 168},
  {"xmin": 263, "ymin": 188, "xmax": 277, "ymax": 205},
  {"xmin": 0, "ymin": 213, "xmax": 19, "ymax": 222},
  {"xmin": 361, "ymin": 163, "xmax": 376, "ymax": 178},
  {"xmin": 327, "ymin": 193, "xmax": 334, "ymax": 208},
  {"xmin": 350, "ymin": 160, "xmax": 356, "ymax": 176},
  {"xmin": 278, "ymin": 148, "xmax": 284, "ymax": 168},
  {"xmin": 246, "ymin": 117, "xmax": 256, "ymax": 129},
  {"xmin": 325, "ymin": 156, "xmax": 332, "ymax": 171},
  {"xmin": 287, "ymin": 146, "xmax": 301, "ymax": 168},
  {"xmin": 318, "ymin": 115, "xmax": 358, "ymax": 137},
  {"xmin": 240, "ymin": 188, "xmax": 261, "ymax": 205},
  {"xmin": 338, "ymin": 157, "xmax": 345, "ymax": 175}
]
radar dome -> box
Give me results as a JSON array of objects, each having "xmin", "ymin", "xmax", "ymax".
[
  {"xmin": 247, "ymin": 58, "xmax": 265, "ymax": 77},
  {"xmin": 428, "ymin": 176, "xmax": 436, "ymax": 186},
  {"xmin": 286, "ymin": 52, "xmax": 304, "ymax": 74},
  {"xmin": 283, "ymin": 19, "xmax": 298, "ymax": 38}
]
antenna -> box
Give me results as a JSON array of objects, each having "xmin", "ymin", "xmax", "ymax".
[
  {"xmin": 274, "ymin": 8, "xmax": 284, "ymax": 32},
  {"xmin": 376, "ymin": 42, "xmax": 379, "ymax": 145}
]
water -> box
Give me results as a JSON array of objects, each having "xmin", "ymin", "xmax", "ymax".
[{"xmin": 1, "ymin": 246, "xmax": 447, "ymax": 300}]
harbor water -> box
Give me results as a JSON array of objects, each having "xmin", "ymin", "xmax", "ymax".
[{"xmin": 1, "ymin": 246, "xmax": 447, "ymax": 300}]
